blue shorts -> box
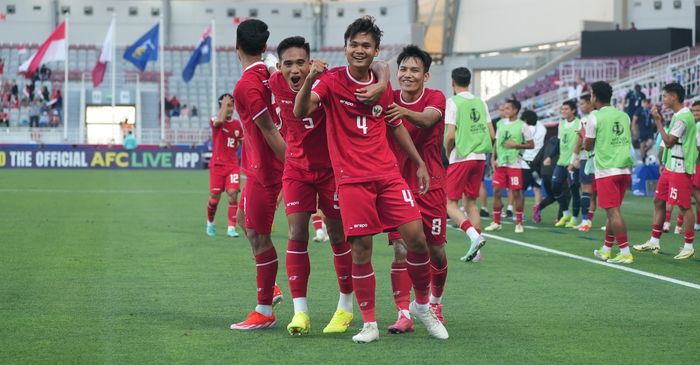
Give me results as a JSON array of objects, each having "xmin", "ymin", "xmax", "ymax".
[
  {"xmin": 579, "ymin": 160, "xmax": 593, "ymax": 185},
  {"xmin": 553, "ymin": 165, "xmax": 580, "ymax": 188}
]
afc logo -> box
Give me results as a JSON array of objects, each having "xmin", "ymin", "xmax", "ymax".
[
  {"xmin": 501, "ymin": 130, "xmax": 512, "ymax": 145},
  {"xmin": 562, "ymin": 133, "xmax": 569, "ymax": 144},
  {"xmin": 470, "ymin": 108, "xmax": 481, "ymax": 123},
  {"xmin": 612, "ymin": 120, "xmax": 624, "ymax": 136}
]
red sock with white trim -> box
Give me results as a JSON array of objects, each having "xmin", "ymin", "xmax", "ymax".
[
  {"xmin": 311, "ymin": 214, "xmax": 323, "ymax": 230},
  {"xmin": 255, "ymin": 247, "xmax": 279, "ymax": 308},
  {"xmin": 430, "ymin": 256, "xmax": 448, "ymax": 302},
  {"xmin": 352, "ymin": 262, "xmax": 376, "ymax": 323},
  {"xmin": 331, "ymin": 242, "xmax": 353, "ymax": 294},
  {"xmin": 406, "ymin": 250, "xmax": 431, "ymax": 305},
  {"xmin": 228, "ymin": 201, "xmax": 237, "ymax": 227},
  {"xmin": 286, "ymin": 240, "xmax": 310, "ymax": 300},
  {"xmin": 390, "ymin": 262, "xmax": 411, "ymax": 312}
]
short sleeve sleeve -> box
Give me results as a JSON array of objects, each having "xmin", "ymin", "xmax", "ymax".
[
  {"xmin": 245, "ymin": 81, "xmax": 270, "ymax": 121},
  {"xmin": 444, "ymin": 98, "xmax": 457, "ymax": 126},
  {"xmin": 669, "ymin": 119, "xmax": 686, "ymax": 139},
  {"xmin": 425, "ymin": 90, "xmax": 446, "ymax": 117},
  {"xmin": 311, "ymin": 74, "xmax": 330, "ymax": 104},
  {"xmin": 585, "ymin": 113, "xmax": 597, "ymax": 138},
  {"xmin": 522, "ymin": 123, "xmax": 534, "ymax": 141}
]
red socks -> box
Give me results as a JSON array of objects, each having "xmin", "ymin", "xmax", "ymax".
[
  {"xmin": 615, "ymin": 234, "xmax": 629, "ymax": 249},
  {"xmin": 405, "ymin": 251, "xmax": 431, "ymax": 305},
  {"xmin": 493, "ymin": 210, "xmax": 502, "ymax": 224},
  {"xmin": 515, "ymin": 210, "xmax": 523, "ymax": 225},
  {"xmin": 665, "ymin": 209, "xmax": 672, "ymax": 224},
  {"xmin": 604, "ymin": 234, "xmax": 615, "ymax": 248},
  {"xmin": 459, "ymin": 219, "xmax": 473, "ymax": 232},
  {"xmin": 255, "ymin": 247, "xmax": 279, "ymax": 305},
  {"xmin": 311, "ymin": 214, "xmax": 323, "ymax": 230},
  {"xmin": 685, "ymin": 230, "xmax": 694, "ymax": 244},
  {"xmin": 352, "ymin": 262, "xmax": 376, "ymax": 323},
  {"xmin": 390, "ymin": 262, "xmax": 411, "ymax": 311},
  {"xmin": 588, "ymin": 210, "xmax": 595, "ymax": 221},
  {"xmin": 207, "ymin": 198, "xmax": 219, "ymax": 222},
  {"xmin": 651, "ymin": 224, "xmax": 663, "ymax": 239},
  {"xmin": 228, "ymin": 201, "xmax": 237, "ymax": 226},
  {"xmin": 286, "ymin": 240, "xmax": 310, "ymax": 299},
  {"xmin": 676, "ymin": 213, "xmax": 684, "ymax": 227},
  {"xmin": 331, "ymin": 242, "xmax": 353, "ymax": 294},
  {"xmin": 430, "ymin": 256, "xmax": 448, "ymax": 299}
]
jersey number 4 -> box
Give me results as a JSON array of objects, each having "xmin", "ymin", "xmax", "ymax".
[{"xmin": 356, "ymin": 116, "xmax": 367, "ymax": 135}]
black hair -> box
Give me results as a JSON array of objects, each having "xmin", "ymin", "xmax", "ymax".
[
  {"xmin": 506, "ymin": 99, "xmax": 521, "ymax": 113},
  {"xmin": 236, "ymin": 19, "xmax": 269, "ymax": 56},
  {"xmin": 663, "ymin": 82, "xmax": 686, "ymax": 103},
  {"xmin": 591, "ymin": 81, "xmax": 612, "ymax": 104},
  {"xmin": 451, "ymin": 67, "xmax": 471, "ymax": 87},
  {"xmin": 277, "ymin": 36, "xmax": 310, "ymax": 60},
  {"xmin": 693, "ymin": 100, "xmax": 700, "ymax": 107},
  {"xmin": 562, "ymin": 100, "xmax": 577, "ymax": 111},
  {"xmin": 344, "ymin": 16, "xmax": 383, "ymax": 48},
  {"xmin": 218, "ymin": 93, "xmax": 233, "ymax": 107},
  {"xmin": 396, "ymin": 45, "xmax": 432, "ymax": 72},
  {"xmin": 521, "ymin": 110, "xmax": 538, "ymax": 126},
  {"xmin": 579, "ymin": 94, "xmax": 591, "ymax": 102}
]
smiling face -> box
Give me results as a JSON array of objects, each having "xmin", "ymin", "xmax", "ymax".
[
  {"xmin": 279, "ymin": 47, "xmax": 310, "ymax": 92},
  {"xmin": 344, "ymin": 32, "xmax": 378, "ymax": 70},
  {"xmin": 692, "ymin": 104, "xmax": 700, "ymax": 121},
  {"xmin": 560, "ymin": 105, "xmax": 575, "ymax": 120},
  {"xmin": 397, "ymin": 57, "xmax": 428, "ymax": 95},
  {"xmin": 502, "ymin": 103, "xmax": 518, "ymax": 120}
]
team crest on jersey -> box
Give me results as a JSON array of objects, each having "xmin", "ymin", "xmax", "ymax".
[
  {"xmin": 234, "ymin": 130, "xmax": 240, "ymax": 137},
  {"xmin": 372, "ymin": 105, "xmax": 383, "ymax": 117}
]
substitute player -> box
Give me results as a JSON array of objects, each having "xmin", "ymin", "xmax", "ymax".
[
  {"xmin": 484, "ymin": 99, "xmax": 534, "ymax": 233},
  {"xmin": 634, "ymin": 83, "xmax": 697, "ymax": 260},
  {"xmin": 384, "ymin": 45, "xmax": 449, "ymax": 333},
  {"xmin": 295, "ymin": 16, "xmax": 448, "ymax": 343},
  {"xmin": 230, "ymin": 19, "xmax": 287, "ymax": 330},
  {"xmin": 269, "ymin": 36, "xmax": 391, "ymax": 335},
  {"xmin": 206, "ymin": 94, "xmax": 243, "ymax": 238},
  {"xmin": 443, "ymin": 67, "xmax": 492, "ymax": 262},
  {"xmin": 584, "ymin": 81, "xmax": 635, "ymax": 264},
  {"xmin": 572, "ymin": 94, "xmax": 596, "ymax": 231}
]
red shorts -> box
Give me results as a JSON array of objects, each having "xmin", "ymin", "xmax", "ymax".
[
  {"xmin": 209, "ymin": 164, "xmax": 240, "ymax": 194},
  {"xmin": 693, "ymin": 164, "xmax": 700, "ymax": 190},
  {"xmin": 492, "ymin": 167, "xmax": 524, "ymax": 190},
  {"xmin": 446, "ymin": 160, "xmax": 485, "ymax": 200},
  {"xmin": 338, "ymin": 176, "xmax": 422, "ymax": 239},
  {"xmin": 596, "ymin": 174, "xmax": 631, "ymax": 209},
  {"xmin": 388, "ymin": 188, "xmax": 447, "ymax": 246},
  {"xmin": 239, "ymin": 175, "xmax": 282, "ymax": 235},
  {"xmin": 655, "ymin": 169, "xmax": 692, "ymax": 209},
  {"xmin": 282, "ymin": 165, "xmax": 340, "ymax": 219}
]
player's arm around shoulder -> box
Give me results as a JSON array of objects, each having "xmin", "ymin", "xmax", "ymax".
[
  {"xmin": 294, "ymin": 59, "xmax": 327, "ymax": 119},
  {"xmin": 389, "ymin": 123, "xmax": 430, "ymax": 194}
]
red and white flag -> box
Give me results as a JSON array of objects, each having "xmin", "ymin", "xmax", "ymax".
[
  {"xmin": 91, "ymin": 19, "xmax": 115, "ymax": 87},
  {"xmin": 18, "ymin": 21, "xmax": 66, "ymax": 74}
]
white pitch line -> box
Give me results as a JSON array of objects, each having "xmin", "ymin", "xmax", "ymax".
[
  {"xmin": 482, "ymin": 233, "xmax": 700, "ymax": 290},
  {"xmin": 0, "ymin": 188, "xmax": 202, "ymax": 194}
]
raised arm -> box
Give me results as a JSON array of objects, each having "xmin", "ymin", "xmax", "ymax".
[
  {"xmin": 389, "ymin": 123, "xmax": 430, "ymax": 194},
  {"xmin": 652, "ymin": 106, "xmax": 678, "ymax": 148},
  {"xmin": 386, "ymin": 104, "xmax": 442, "ymax": 128},
  {"xmin": 293, "ymin": 59, "xmax": 327, "ymax": 119},
  {"xmin": 355, "ymin": 60, "xmax": 390, "ymax": 105},
  {"xmin": 213, "ymin": 95, "xmax": 232, "ymax": 128}
]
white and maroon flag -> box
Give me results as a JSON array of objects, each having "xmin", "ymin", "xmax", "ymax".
[
  {"xmin": 18, "ymin": 21, "xmax": 66, "ymax": 74},
  {"xmin": 91, "ymin": 18, "xmax": 115, "ymax": 87}
]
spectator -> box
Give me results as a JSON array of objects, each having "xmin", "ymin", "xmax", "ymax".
[
  {"xmin": 191, "ymin": 104, "xmax": 198, "ymax": 117},
  {"xmin": 51, "ymin": 89, "xmax": 62, "ymax": 118},
  {"xmin": 49, "ymin": 109, "xmax": 60, "ymax": 128},
  {"xmin": 28, "ymin": 100, "xmax": 41, "ymax": 127},
  {"xmin": 39, "ymin": 64, "xmax": 52, "ymax": 81},
  {"xmin": 632, "ymin": 98, "xmax": 655, "ymax": 161},
  {"xmin": 10, "ymin": 81, "xmax": 19, "ymax": 107},
  {"xmin": 0, "ymin": 57, "xmax": 4, "ymax": 76},
  {"xmin": 0, "ymin": 107, "xmax": 9, "ymax": 127},
  {"xmin": 630, "ymin": 22, "xmax": 637, "ymax": 31},
  {"xmin": 40, "ymin": 86, "xmax": 49, "ymax": 102},
  {"xmin": 181, "ymin": 104, "xmax": 189, "ymax": 118},
  {"xmin": 39, "ymin": 111, "xmax": 49, "ymax": 127},
  {"xmin": 624, "ymin": 84, "xmax": 646, "ymax": 118},
  {"xmin": 123, "ymin": 131, "xmax": 138, "ymax": 150}
]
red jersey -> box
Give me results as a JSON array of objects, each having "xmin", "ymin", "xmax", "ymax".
[
  {"xmin": 389, "ymin": 88, "xmax": 446, "ymax": 192},
  {"xmin": 210, "ymin": 117, "xmax": 243, "ymax": 166},
  {"xmin": 233, "ymin": 61, "xmax": 284, "ymax": 186},
  {"xmin": 311, "ymin": 66, "xmax": 401, "ymax": 186},
  {"xmin": 268, "ymin": 71, "xmax": 331, "ymax": 170}
]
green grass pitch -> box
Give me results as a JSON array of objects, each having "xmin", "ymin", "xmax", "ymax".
[{"xmin": 1, "ymin": 170, "xmax": 699, "ymax": 364}]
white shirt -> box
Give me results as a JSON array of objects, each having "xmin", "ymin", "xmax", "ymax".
[
  {"xmin": 584, "ymin": 107, "xmax": 632, "ymax": 179},
  {"xmin": 445, "ymin": 91, "xmax": 491, "ymax": 164},
  {"xmin": 665, "ymin": 107, "xmax": 692, "ymax": 173},
  {"xmin": 522, "ymin": 122, "xmax": 546, "ymax": 162},
  {"xmin": 497, "ymin": 118, "xmax": 534, "ymax": 169},
  {"xmin": 580, "ymin": 114, "xmax": 591, "ymax": 160}
]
